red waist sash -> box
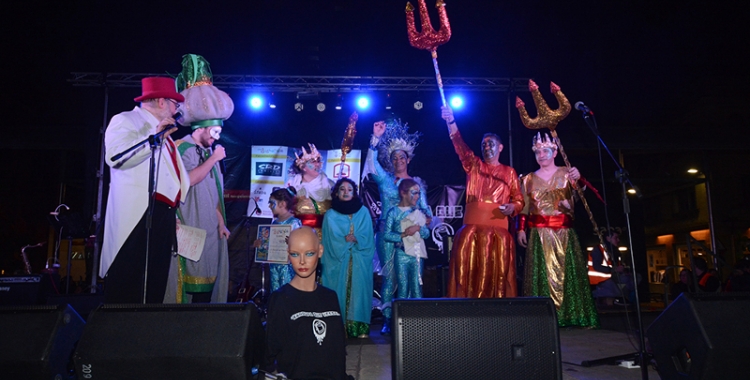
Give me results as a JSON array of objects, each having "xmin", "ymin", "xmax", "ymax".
[
  {"xmin": 527, "ymin": 214, "xmax": 573, "ymax": 229},
  {"xmin": 298, "ymin": 213, "xmax": 324, "ymax": 228},
  {"xmin": 464, "ymin": 202, "xmax": 508, "ymax": 229}
]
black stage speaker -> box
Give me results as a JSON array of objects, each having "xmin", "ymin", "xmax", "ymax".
[
  {"xmin": 647, "ymin": 292, "xmax": 750, "ymax": 380},
  {"xmin": 392, "ymin": 297, "xmax": 561, "ymax": 380},
  {"xmin": 0, "ymin": 304, "xmax": 86, "ymax": 379},
  {"xmin": 73, "ymin": 303, "xmax": 264, "ymax": 380},
  {"xmin": 46, "ymin": 293, "xmax": 104, "ymax": 321}
]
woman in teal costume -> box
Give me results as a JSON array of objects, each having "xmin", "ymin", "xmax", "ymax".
[
  {"xmin": 321, "ymin": 178, "xmax": 375, "ymax": 338},
  {"xmin": 382, "ymin": 179, "xmax": 430, "ymax": 300},
  {"xmin": 363, "ymin": 118, "xmax": 432, "ymax": 335}
]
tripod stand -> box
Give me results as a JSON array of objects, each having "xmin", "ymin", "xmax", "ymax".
[
  {"xmin": 578, "ymin": 108, "xmax": 651, "ymax": 379},
  {"xmin": 235, "ymin": 213, "xmax": 271, "ymax": 319}
]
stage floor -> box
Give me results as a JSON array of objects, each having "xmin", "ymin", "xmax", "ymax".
[{"xmin": 345, "ymin": 307, "xmax": 662, "ymax": 380}]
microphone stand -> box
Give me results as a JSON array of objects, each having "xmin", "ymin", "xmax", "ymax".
[
  {"xmin": 248, "ymin": 199, "xmax": 268, "ymax": 311},
  {"xmin": 580, "ymin": 111, "xmax": 650, "ymax": 380},
  {"xmin": 110, "ymin": 126, "xmax": 174, "ymax": 304}
]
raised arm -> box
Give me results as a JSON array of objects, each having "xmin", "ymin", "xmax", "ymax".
[
  {"xmin": 105, "ymin": 112, "xmax": 177, "ymax": 170},
  {"xmin": 364, "ymin": 121, "xmax": 392, "ymax": 185},
  {"xmin": 441, "ymin": 106, "xmax": 478, "ymax": 173}
]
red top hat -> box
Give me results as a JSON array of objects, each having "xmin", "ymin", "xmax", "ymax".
[{"xmin": 134, "ymin": 77, "xmax": 185, "ymax": 102}]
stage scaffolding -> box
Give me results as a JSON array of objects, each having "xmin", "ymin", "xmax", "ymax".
[
  {"xmin": 70, "ymin": 72, "xmax": 529, "ymax": 294},
  {"xmin": 70, "ymin": 72, "xmax": 530, "ymax": 93}
]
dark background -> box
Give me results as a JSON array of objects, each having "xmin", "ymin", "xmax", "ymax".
[{"xmin": 2, "ymin": 1, "xmax": 748, "ymax": 282}]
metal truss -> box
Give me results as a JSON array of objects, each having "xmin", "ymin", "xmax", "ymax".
[{"xmin": 70, "ymin": 72, "xmax": 530, "ymax": 93}]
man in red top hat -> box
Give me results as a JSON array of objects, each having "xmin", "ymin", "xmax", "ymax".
[{"xmin": 101, "ymin": 77, "xmax": 191, "ymax": 303}]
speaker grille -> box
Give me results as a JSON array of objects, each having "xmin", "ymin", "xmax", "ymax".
[
  {"xmin": 393, "ymin": 298, "xmax": 561, "ymax": 380},
  {"xmin": 648, "ymin": 292, "xmax": 750, "ymax": 379},
  {"xmin": 73, "ymin": 302, "xmax": 263, "ymax": 380}
]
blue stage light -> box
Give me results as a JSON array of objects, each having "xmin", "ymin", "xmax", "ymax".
[
  {"xmin": 356, "ymin": 96, "xmax": 370, "ymax": 109},
  {"xmin": 249, "ymin": 96, "xmax": 263, "ymax": 109},
  {"xmin": 449, "ymin": 96, "xmax": 464, "ymax": 109}
]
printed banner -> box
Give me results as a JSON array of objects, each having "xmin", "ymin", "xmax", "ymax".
[
  {"xmin": 248, "ymin": 146, "xmax": 361, "ymax": 218},
  {"xmin": 324, "ymin": 149, "xmax": 361, "ymax": 182},
  {"xmin": 248, "ymin": 146, "xmax": 290, "ymax": 218}
]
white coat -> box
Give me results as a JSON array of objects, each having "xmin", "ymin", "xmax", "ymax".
[{"xmin": 100, "ymin": 106, "xmax": 190, "ymax": 277}]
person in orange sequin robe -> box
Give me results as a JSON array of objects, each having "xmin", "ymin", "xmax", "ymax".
[{"xmin": 441, "ymin": 106, "xmax": 524, "ymax": 298}]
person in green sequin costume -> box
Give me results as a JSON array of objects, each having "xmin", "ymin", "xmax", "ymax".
[{"xmin": 517, "ymin": 133, "xmax": 599, "ymax": 328}]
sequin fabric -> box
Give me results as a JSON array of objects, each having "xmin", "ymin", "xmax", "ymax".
[
  {"xmin": 446, "ymin": 131, "xmax": 524, "ymax": 298},
  {"xmin": 521, "ymin": 169, "xmax": 599, "ymax": 328}
]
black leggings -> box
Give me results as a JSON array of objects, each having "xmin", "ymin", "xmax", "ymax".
[{"xmin": 104, "ymin": 202, "xmax": 176, "ymax": 304}]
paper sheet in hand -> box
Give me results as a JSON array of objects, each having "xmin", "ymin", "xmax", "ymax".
[
  {"xmin": 255, "ymin": 224, "xmax": 292, "ymax": 264},
  {"xmin": 176, "ymin": 225, "xmax": 207, "ymax": 262}
]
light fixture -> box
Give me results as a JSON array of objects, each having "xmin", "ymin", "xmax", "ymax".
[
  {"xmin": 269, "ymin": 92, "xmax": 276, "ymax": 109},
  {"xmin": 249, "ymin": 96, "xmax": 263, "ymax": 109},
  {"xmin": 294, "ymin": 102, "xmax": 304, "ymax": 112},
  {"xmin": 385, "ymin": 93, "xmax": 392, "ymax": 110},
  {"xmin": 687, "ymin": 168, "xmax": 699, "ymax": 174},
  {"xmin": 357, "ymin": 96, "xmax": 370, "ymax": 110},
  {"xmin": 317, "ymin": 102, "xmax": 326, "ymax": 112},
  {"xmin": 413, "ymin": 100, "xmax": 423, "ymax": 110},
  {"xmin": 627, "ymin": 188, "xmax": 636, "ymax": 194},
  {"xmin": 335, "ymin": 94, "xmax": 342, "ymax": 110},
  {"xmin": 449, "ymin": 95, "xmax": 464, "ymax": 109}
]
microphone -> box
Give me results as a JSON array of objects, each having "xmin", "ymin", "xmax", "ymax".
[
  {"xmin": 110, "ymin": 112, "xmax": 182, "ymax": 161},
  {"xmin": 574, "ymin": 101, "xmax": 593, "ymax": 115},
  {"xmin": 215, "ymin": 144, "xmax": 227, "ymax": 175},
  {"xmin": 251, "ymin": 198, "xmax": 262, "ymax": 215},
  {"xmin": 167, "ymin": 111, "xmax": 182, "ymax": 129}
]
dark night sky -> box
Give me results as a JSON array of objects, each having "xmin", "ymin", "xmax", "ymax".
[
  {"xmin": 4, "ymin": 1, "xmax": 748, "ymax": 144},
  {"xmin": 2, "ymin": 0, "xmax": 748, "ymax": 266}
]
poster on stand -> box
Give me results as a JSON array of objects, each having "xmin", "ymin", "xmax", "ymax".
[{"xmin": 254, "ymin": 224, "xmax": 292, "ymax": 264}]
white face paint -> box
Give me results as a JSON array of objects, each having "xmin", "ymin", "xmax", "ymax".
[{"xmin": 209, "ymin": 126, "xmax": 222, "ymax": 140}]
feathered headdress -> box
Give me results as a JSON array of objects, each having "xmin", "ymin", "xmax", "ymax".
[{"xmin": 376, "ymin": 118, "xmax": 421, "ymax": 173}]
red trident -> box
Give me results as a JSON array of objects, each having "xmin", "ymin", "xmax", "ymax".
[
  {"xmin": 406, "ymin": 0, "xmax": 452, "ymax": 106},
  {"xmin": 339, "ymin": 112, "xmax": 358, "ymax": 178},
  {"xmin": 516, "ymin": 80, "xmax": 606, "ymax": 247}
]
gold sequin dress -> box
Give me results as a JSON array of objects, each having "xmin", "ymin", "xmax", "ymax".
[{"xmin": 520, "ymin": 167, "xmax": 599, "ymax": 327}]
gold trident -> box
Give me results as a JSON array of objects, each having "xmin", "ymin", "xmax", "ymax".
[
  {"xmin": 406, "ymin": 0, "xmax": 452, "ymax": 106},
  {"xmin": 516, "ymin": 80, "xmax": 606, "ymax": 248},
  {"xmin": 515, "ymin": 80, "xmax": 571, "ymax": 131}
]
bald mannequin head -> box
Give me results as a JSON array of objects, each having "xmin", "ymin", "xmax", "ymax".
[{"xmin": 287, "ymin": 227, "xmax": 323, "ymax": 280}]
